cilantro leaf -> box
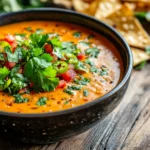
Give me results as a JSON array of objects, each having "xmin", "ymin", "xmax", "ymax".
[
  {"xmin": 50, "ymin": 37, "xmax": 62, "ymax": 47},
  {"xmin": 85, "ymin": 47, "xmax": 100, "ymax": 58},
  {"xmin": 25, "ymin": 27, "xmax": 32, "ymax": 32},
  {"xmin": 4, "ymin": 46, "xmax": 23, "ymax": 63},
  {"xmin": 83, "ymin": 89, "xmax": 89, "ymax": 97},
  {"xmin": 24, "ymin": 57, "xmax": 59, "ymax": 92},
  {"xmin": 36, "ymin": 97, "xmax": 48, "ymax": 106},
  {"xmin": 75, "ymin": 61, "xmax": 88, "ymax": 72},
  {"xmin": 78, "ymin": 41, "xmax": 90, "ymax": 47},
  {"xmin": 0, "ymin": 53, "xmax": 4, "ymax": 61},
  {"xmin": 30, "ymin": 33, "xmax": 49, "ymax": 48},
  {"xmin": 35, "ymin": 28, "xmax": 44, "ymax": 34},
  {"xmin": 73, "ymin": 32, "xmax": 81, "ymax": 38},
  {"xmin": 8, "ymin": 73, "xmax": 28, "ymax": 93},
  {"xmin": 74, "ymin": 76, "xmax": 90, "ymax": 85},
  {"xmin": 13, "ymin": 94, "xmax": 28, "ymax": 103},
  {"xmin": 100, "ymin": 68, "xmax": 108, "ymax": 76}
]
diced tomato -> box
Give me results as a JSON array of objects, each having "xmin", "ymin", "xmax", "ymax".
[
  {"xmin": 77, "ymin": 53, "xmax": 86, "ymax": 61},
  {"xmin": 44, "ymin": 43, "xmax": 53, "ymax": 54},
  {"xmin": 60, "ymin": 69, "xmax": 76, "ymax": 82},
  {"xmin": 4, "ymin": 34, "xmax": 15, "ymax": 44},
  {"xmin": 4, "ymin": 61, "xmax": 16, "ymax": 69},
  {"xmin": 57, "ymin": 80, "xmax": 67, "ymax": 88},
  {"xmin": 10, "ymin": 42, "xmax": 17, "ymax": 52}
]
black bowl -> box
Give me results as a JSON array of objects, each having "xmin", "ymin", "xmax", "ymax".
[{"xmin": 0, "ymin": 8, "xmax": 132, "ymax": 144}]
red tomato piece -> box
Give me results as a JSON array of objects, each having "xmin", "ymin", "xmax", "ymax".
[
  {"xmin": 77, "ymin": 53, "xmax": 86, "ymax": 61},
  {"xmin": 57, "ymin": 80, "xmax": 67, "ymax": 88},
  {"xmin": 10, "ymin": 42, "xmax": 17, "ymax": 52},
  {"xmin": 60, "ymin": 69, "xmax": 76, "ymax": 82},
  {"xmin": 4, "ymin": 61, "xmax": 16, "ymax": 69},
  {"xmin": 44, "ymin": 43, "xmax": 53, "ymax": 54},
  {"xmin": 4, "ymin": 34, "xmax": 15, "ymax": 44}
]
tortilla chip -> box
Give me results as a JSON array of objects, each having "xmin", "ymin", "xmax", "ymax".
[
  {"xmin": 132, "ymin": 47, "xmax": 150, "ymax": 66},
  {"xmin": 72, "ymin": 0, "xmax": 91, "ymax": 13},
  {"xmin": 94, "ymin": 0, "xmax": 122, "ymax": 19},
  {"xmin": 121, "ymin": 0, "xmax": 150, "ymax": 11},
  {"xmin": 53, "ymin": 0, "xmax": 73, "ymax": 9},
  {"xmin": 102, "ymin": 4, "xmax": 150, "ymax": 49}
]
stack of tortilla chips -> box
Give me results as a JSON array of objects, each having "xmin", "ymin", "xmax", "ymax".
[{"xmin": 54, "ymin": 0, "xmax": 150, "ymax": 68}]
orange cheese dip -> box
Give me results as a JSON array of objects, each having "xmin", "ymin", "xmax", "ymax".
[{"xmin": 0, "ymin": 21, "xmax": 123, "ymax": 113}]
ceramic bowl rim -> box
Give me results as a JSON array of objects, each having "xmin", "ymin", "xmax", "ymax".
[{"xmin": 0, "ymin": 8, "xmax": 133, "ymax": 117}]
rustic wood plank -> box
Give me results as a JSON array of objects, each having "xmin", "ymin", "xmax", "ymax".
[
  {"xmin": 0, "ymin": 64, "xmax": 150, "ymax": 150},
  {"xmin": 122, "ymin": 95, "xmax": 150, "ymax": 150}
]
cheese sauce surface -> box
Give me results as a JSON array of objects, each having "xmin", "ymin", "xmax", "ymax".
[{"xmin": 0, "ymin": 21, "xmax": 123, "ymax": 113}]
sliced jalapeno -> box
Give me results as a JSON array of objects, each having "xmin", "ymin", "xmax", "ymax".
[{"xmin": 53, "ymin": 61, "xmax": 68, "ymax": 74}]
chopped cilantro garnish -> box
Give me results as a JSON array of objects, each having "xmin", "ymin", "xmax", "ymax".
[
  {"xmin": 68, "ymin": 85, "xmax": 82, "ymax": 90},
  {"xmin": 78, "ymin": 41, "xmax": 90, "ymax": 47},
  {"xmin": 0, "ymin": 54, "xmax": 4, "ymax": 61},
  {"xmin": 73, "ymin": 32, "xmax": 81, "ymax": 38},
  {"xmin": 74, "ymin": 76, "xmax": 90, "ymax": 85},
  {"xmin": 36, "ymin": 97, "xmax": 48, "ymax": 106},
  {"xmin": 64, "ymin": 88, "xmax": 74, "ymax": 95},
  {"xmin": 13, "ymin": 94, "xmax": 28, "ymax": 103},
  {"xmin": 25, "ymin": 27, "xmax": 32, "ymax": 32},
  {"xmin": 85, "ymin": 47, "xmax": 100, "ymax": 58},
  {"xmin": 85, "ymin": 59, "xmax": 94, "ymax": 66},
  {"xmin": 48, "ymin": 33, "xmax": 60, "ymax": 39},
  {"xmin": 64, "ymin": 100, "xmax": 70, "ymax": 105},
  {"xmin": 90, "ymin": 67, "xmax": 99, "ymax": 73},
  {"xmin": 83, "ymin": 90, "xmax": 89, "ymax": 97},
  {"xmin": 35, "ymin": 28, "xmax": 44, "ymax": 34},
  {"xmin": 15, "ymin": 33, "xmax": 26, "ymax": 37},
  {"xmin": 100, "ymin": 68, "xmax": 108, "ymax": 76}
]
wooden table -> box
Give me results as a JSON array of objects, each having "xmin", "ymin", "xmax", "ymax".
[{"xmin": 0, "ymin": 64, "xmax": 150, "ymax": 150}]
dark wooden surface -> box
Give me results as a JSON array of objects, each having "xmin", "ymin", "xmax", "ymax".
[{"xmin": 0, "ymin": 64, "xmax": 150, "ymax": 150}]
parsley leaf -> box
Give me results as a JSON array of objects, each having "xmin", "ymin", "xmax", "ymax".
[{"xmin": 36, "ymin": 97, "xmax": 48, "ymax": 106}]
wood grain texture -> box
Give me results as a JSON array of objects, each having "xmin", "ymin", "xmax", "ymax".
[{"xmin": 0, "ymin": 64, "xmax": 150, "ymax": 150}]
